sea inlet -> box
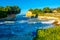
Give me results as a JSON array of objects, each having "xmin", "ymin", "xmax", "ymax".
[{"xmin": 0, "ymin": 15, "xmax": 54, "ymax": 40}]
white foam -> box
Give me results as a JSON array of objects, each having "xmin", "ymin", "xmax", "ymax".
[
  {"xmin": 0, "ymin": 22, "xmax": 4, "ymax": 24},
  {"xmin": 38, "ymin": 24, "xmax": 54, "ymax": 29},
  {"xmin": 4, "ymin": 21, "xmax": 15, "ymax": 24},
  {"xmin": 41, "ymin": 20, "xmax": 55, "ymax": 24},
  {"xmin": 28, "ymin": 22, "xmax": 37, "ymax": 24},
  {"xmin": 18, "ymin": 20, "xmax": 27, "ymax": 23}
]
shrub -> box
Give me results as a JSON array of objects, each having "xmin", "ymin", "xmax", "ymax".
[{"xmin": 34, "ymin": 26, "xmax": 60, "ymax": 40}]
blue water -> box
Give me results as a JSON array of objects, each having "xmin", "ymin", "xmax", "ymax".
[{"xmin": 0, "ymin": 15, "xmax": 53, "ymax": 40}]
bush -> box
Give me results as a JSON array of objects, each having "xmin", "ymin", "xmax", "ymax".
[
  {"xmin": 0, "ymin": 6, "xmax": 20, "ymax": 19},
  {"xmin": 34, "ymin": 26, "xmax": 60, "ymax": 40}
]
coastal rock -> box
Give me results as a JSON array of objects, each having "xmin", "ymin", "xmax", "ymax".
[
  {"xmin": 26, "ymin": 11, "xmax": 36, "ymax": 17},
  {"xmin": 38, "ymin": 16, "xmax": 59, "ymax": 20},
  {"xmin": 0, "ymin": 14, "xmax": 16, "ymax": 21},
  {"xmin": 52, "ymin": 20, "xmax": 60, "ymax": 26}
]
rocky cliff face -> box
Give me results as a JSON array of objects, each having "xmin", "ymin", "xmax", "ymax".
[
  {"xmin": 5, "ymin": 14, "xmax": 16, "ymax": 20},
  {"xmin": 7, "ymin": 14, "xmax": 15, "ymax": 18},
  {"xmin": 0, "ymin": 14, "xmax": 16, "ymax": 21},
  {"xmin": 26, "ymin": 11, "xmax": 32, "ymax": 17},
  {"xmin": 26, "ymin": 11, "xmax": 36, "ymax": 17}
]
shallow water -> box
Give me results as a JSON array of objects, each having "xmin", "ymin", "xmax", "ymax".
[{"xmin": 0, "ymin": 15, "xmax": 54, "ymax": 40}]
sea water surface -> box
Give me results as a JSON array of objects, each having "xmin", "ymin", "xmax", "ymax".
[{"xmin": 0, "ymin": 15, "xmax": 54, "ymax": 40}]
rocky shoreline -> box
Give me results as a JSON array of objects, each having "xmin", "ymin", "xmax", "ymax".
[
  {"xmin": 0, "ymin": 14, "xmax": 15, "ymax": 21},
  {"xmin": 37, "ymin": 16, "xmax": 60, "ymax": 25}
]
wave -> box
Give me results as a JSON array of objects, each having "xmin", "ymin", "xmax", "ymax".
[
  {"xmin": 0, "ymin": 22, "xmax": 4, "ymax": 24},
  {"xmin": 38, "ymin": 24, "xmax": 54, "ymax": 29},
  {"xmin": 18, "ymin": 20, "xmax": 28, "ymax": 23},
  {"xmin": 28, "ymin": 22, "xmax": 38, "ymax": 24},
  {"xmin": 18, "ymin": 20, "xmax": 39, "ymax": 24},
  {"xmin": 0, "ymin": 21, "xmax": 15, "ymax": 24},
  {"xmin": 41, "ymin": 20, "xmax": 55, "ymax": 24},
  {"xmin": 4, "ymin": 21, "xmax": 15, "ymax": 24}
]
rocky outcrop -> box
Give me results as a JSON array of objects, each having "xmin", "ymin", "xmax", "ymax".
[
  {"xmin": 0, "ymin": 14, "xmax": 15, "ymax": 21},
  {"xmin": 52, "ymin": 20, "xmax": 60, "ymax": 26},
  {"xmin": 26, "ymin": 11, "xmax": 36, "ymax": 17},
  {"xmin": 38, "ymin": 16, "xmax": 60, "ymax": 25},
  {"xmin": 38, "ymin": 16, "xmax": 59, "ymax": 20}
]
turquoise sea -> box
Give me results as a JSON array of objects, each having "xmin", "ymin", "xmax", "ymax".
[{"xmin": 0, "ymin": 15, "xmax": 54, "ymax": 40}]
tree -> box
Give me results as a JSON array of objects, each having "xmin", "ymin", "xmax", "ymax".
[
  {"xmin": 0, "ymin": 6, "xmax": 21, "ymax": 19},
  {"xmin": 12, "ymin": 6, "xmax": 21, "ymax": 14},
  {"xmin": 4, "ymin": 6, "xmax": 12, "ymax": 15},
  {"xmin": 32, "ymin": 9, "xmax": 42, "ymax": 18},
  {"xmin": 56, "ymin": 7, "xmax": 60, "ymax": 13},
  {"xmin": 28, "ymin": 9, "xmax": 33, "ymax": 12},
  {"xmin": 37, "ymin": 9, "xmax": 43, "ymax": 14},
  {"xmin": 33, "ymin": 9, "xmax": 38, "ymax": 14},
  {"xmin": 0, "ymin": 6, "xmax": 7, "ymax": 18},
  {"xmin": 43, "ymin": 7, "xmax": 52, "ymax": 13}
]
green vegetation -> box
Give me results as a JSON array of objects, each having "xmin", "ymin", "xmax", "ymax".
[
  {"xmin": 43, "ymin": 7, "xmax": 52, "ymax": 13},
  {"xmin": 56, "ymin": 7, "xmax": 60, "ymax": 13},
  {"xmin": 28, "ymin": 8, "xmax": 43, "ymax": 14},
  {"xmin": 28, "ymin": 7, "xmax": 60, "ymax": 17},
  {"xmin": 0, "ymin": 6, "xmax": 20, "ymax": 18},
  {"xmin": 32, "ymin": 9, "xmax": 42, "ymax": 14},
  {"xmin": 27, "ymin": 7, "xmax": 60, "ymax": 18},
  {"xmin": 34, "ymin": 26, "xmax": 60, "ymax": 40}
]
